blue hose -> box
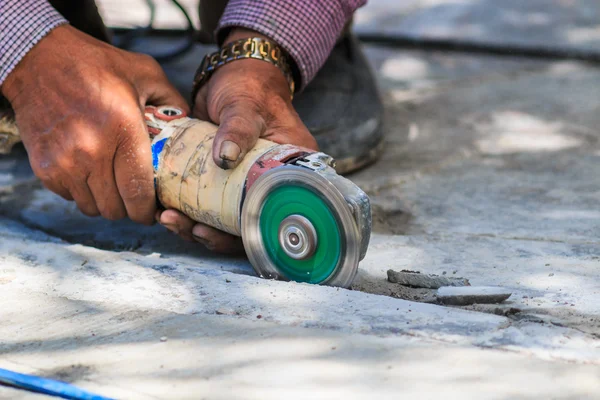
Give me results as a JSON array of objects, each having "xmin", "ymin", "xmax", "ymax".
[{"xmin": 0, "ymin": 368, "xmax": 115, "ymax": 400}]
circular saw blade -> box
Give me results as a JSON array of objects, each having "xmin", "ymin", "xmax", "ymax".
[{"xmin": 241, "ymin": 165, "xmax": 360, "ymax": 288}]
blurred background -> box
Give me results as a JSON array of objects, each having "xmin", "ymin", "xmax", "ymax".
[{"xmin": 94, "ymin": 0, "xmax": 600, "ymax": 102}]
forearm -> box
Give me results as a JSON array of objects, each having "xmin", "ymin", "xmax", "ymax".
[
  {"xmin": 0, "ymin": 0, "xmax": 67, "ymax": 87},
  {"xmin": 216, "ymin": 0, "xmax": 367, "ymax": 90}
]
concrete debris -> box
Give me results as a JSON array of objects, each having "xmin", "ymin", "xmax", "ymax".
[
  {"xmin": 215, "ymin": 308, "xmax": 236, "ymax": 316},
  {"xmin": 387, "ymin": 269, "xmax": 470, "ymax": 289},
  {"xmin": 437, "ymin": 286, "xmax": 512, "ymax": 306}
]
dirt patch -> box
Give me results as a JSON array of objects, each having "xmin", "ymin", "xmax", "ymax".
[
  {"xmin": 41, "ymin": 364, "xmax": 94, "ymax": 383},
  {"xmin": 351, "ymin": 273, "xmax": 437, "ymax": 303}
]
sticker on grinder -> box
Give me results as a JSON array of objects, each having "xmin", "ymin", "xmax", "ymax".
[{"xmin": 144, "ymin": 106, "xmax": 189, "ymax": 172}]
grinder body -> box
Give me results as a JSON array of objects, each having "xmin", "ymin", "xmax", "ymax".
[
  {"xmin": 1, "ymin": 105, "xmax": 372, "ymax": 288},
  {"xmin": 146, "ymin": 106, "xmax": 276, "ymax": 236}
]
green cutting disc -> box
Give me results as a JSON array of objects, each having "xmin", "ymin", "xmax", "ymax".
[
  {"xmin": 242, "ymin": 164, "xmax": 361, "ymax": 288},
  {"xmin": 259, "ymin": 185, "xmax": 342, "ymax": 283}
]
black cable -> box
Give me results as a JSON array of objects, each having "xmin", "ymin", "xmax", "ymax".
[
  {"xmin": 114, "ymin": 0, "xmax": 196, "ymax": 63},
  {"xmin": 151, "ymin": 0, "xmax": 196, "ymax": 62},
  {"xmin": 356, "ymin": 32, "xmax": 600, "ymax": 64},
  {"xmin": 114, "ymin": 0, "xmax": 156, "ymax": 50},
  {"xmin": 114, "ymin": 11, "xmax": 600, "ymax": 66}
]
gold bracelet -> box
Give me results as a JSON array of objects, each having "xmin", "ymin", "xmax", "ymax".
[{"xmin": 191, "ymin": 37, "xmax": 296, "ymax": 105}]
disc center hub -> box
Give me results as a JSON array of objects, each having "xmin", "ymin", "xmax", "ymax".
[{"xmin": 278, "ymin": 215, "xmax": 318, "ymax": 260}]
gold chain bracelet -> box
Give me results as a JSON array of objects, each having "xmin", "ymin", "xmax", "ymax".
[{"xmin": 191, "ymin": 37, "xmax": 296, "ymax": 105}]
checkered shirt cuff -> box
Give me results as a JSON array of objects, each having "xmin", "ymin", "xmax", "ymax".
[
  {"xmin": 217, "ymin": 0, "xmax": 366, "ymax": 90},
  {"xmin": 0, "ymin": 0, "xmax": 68, "ymax": 86}
]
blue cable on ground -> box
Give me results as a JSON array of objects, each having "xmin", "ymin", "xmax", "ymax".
[{"xmin": 0, "ymin": 368, "xmax": 115, "ymax": 400}]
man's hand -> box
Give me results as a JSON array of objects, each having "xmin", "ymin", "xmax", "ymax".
[
  {"xmin": 1, "ymin": 25, "xmax": 188, "ymax": 224},
  {"xmin": 157, "ymin": 29, "xmax": 318, "ymax": 253}
]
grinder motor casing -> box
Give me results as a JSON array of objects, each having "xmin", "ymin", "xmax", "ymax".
[{"xmin": 0, "ymin": 105, "xmax": 372, "ymax": 288}]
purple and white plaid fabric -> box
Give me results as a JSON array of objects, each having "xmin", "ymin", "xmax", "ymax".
[
  {"xmin": 0, "ymin": 0, "xmax": 67, "ymax": 86},
  {"xmin": 0, "ymin": 0, "xmax": 364, "ymax": 89},
  {"xmin": 217, "ymin": 0, "xmax": 367, "ymax": 89}
]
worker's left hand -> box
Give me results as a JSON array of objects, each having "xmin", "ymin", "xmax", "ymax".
[{"xmin": 157, "ymin": 29, "xmax": 318, "ymax": 253}]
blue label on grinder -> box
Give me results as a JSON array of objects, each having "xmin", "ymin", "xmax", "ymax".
[{"xmin": 152, "ymin": 138, "xmax": 168, "ymax": 171}]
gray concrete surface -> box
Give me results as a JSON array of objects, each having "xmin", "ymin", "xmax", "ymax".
[
  {"xmin": 2, "ymin": 1, "xmax": 600, "ymax": 399},
  {"xmin": 356, "ymin": 0, "xmax": 600, "ymax": 52}
]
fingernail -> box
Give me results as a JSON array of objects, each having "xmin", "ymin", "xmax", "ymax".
[
  {"xmin": 219, "ymin": 141, "xmax": 241, "ymax": 162},
  {"xmin": 193, "ymin": 234, "xmax": 213, "ymax": 249}
]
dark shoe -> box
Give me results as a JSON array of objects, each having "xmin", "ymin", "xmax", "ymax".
[{"xmin": 293, "ymin": 33, "xmax": 384, "ymax": 175}]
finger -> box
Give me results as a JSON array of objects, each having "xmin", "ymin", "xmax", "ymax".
[
  {"xmin": 144, "ymin": 82, "xmax": 190, "ymax": 114},
  {"xmin": 28, "ymin": 153, "xmax": 74, "ymax": 201},
  {"xmin": 113, "ymin": 114, "xmax": 157, "ymax": 225},
  {"xmin": 159, "ymin": 209, "xmax": 195, "ymax": 241},
  {"xmin": 67, "ymin": 179, "xmax": 100, "ymax": 217},
  {"xmin": 261, "ymin": 107, "xmax": 319, "ymax": 150},
  {"xmin": 268, "ymin": 124, "xmax": 319, "ymax": 150},
  {"xmin": 192, "ymin": 223, "xmax": 244, "ymax": 254},
  {"xmin": 87, "ymin": 168, "xmax": 127, "ymax": 221},
  {"xmin": 212, "ymin": 102, "xmax": 266, "ymax": 169},
  {"xmin": 138, "ymin": 70, "xmax": 190, "ymax": 114},
  {"xmin": 41, "ymin": 179, "xmax": 73, "ymax": 201},
  {"xmin": 192, "ymin": 85, "xmax": 210, "ymax": 121}
]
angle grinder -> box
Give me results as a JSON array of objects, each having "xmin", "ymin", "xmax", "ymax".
[{"xmin": 0, "ymin": 105, "xmax": 372, "ymax": 288}]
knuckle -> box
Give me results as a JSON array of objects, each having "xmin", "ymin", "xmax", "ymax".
[
  {"xmin": 79, "ymin": 206, "xmax": 100, "ymax": 218},
  {"xmin": 225, "ymin": 114, "xmax": 253, "ymax": 133},
  {"xmin": 137, "ymin": 53, "xmax": 158, "ymax": 67},
  {"xmin": 234, "ymin": 93, "xmax": 263, "ymax": 113},
  {"xmin": 216, "ymin": 90, "xmax": 262, "ymax": 115},
  {"xmin": 116, "ymin": 120, "xmax": 144, "ymax": 145},
  {"xmin": 120, "ymin": 180, "xmax": 156, "ymax": 222},
  {"xmin": 137, "ymin": 54, "xmax": 164, "ymax": 76},
  {"xmin": 74, "ymin": 141, "xmax": 101, "ymax": 161},
  {"xmin": 121, "ymin": 181, "xmax": 154, "ymax": 204},
  {"xmin": 99, "ymin": 205, "xmax": 126, "ymax": 221},
  {"xmin": 33, "ymin": 159, "xmax": 62, "ymax": 183},
  {"xmin": 222, "ymin": 113, "xmax": 265, "ymax": 138}
]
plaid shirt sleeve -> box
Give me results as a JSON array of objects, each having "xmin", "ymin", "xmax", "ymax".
[
  {"xmin": 216, "ymin": 0, "xmax": 367, "ymax": 90},
  {"xmin": 0, "ymin": 0, "xmax": 67, "ymax": 86}
]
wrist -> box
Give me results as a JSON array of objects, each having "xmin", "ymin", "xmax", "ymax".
[
  {"xmin": 0, "ymin": 0, "xmax": 67, "ymax": 91},
  {"xmin": 2, "ymin": 52, "xmax": 31, "ymax": 104},
  {"xmin": 223, "ymin": 28, "xmax": 300, "ymax": 88},
  {"xmin": 223, "ymin": 29, "xmax": 289, "ymax": 91},
  {"xmin": 224, "ymin": 28, "xmax": 270, "ymax": 45},
  {"xmin": 1, "ymin": 25, "xmax": 70, "ymax": 103},
  {"xmin": 192, "ymin": 33, "xmax": 296, "ymax": 106}
]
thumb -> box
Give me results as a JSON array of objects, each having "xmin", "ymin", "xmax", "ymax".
[{"xmin": 212, "ymin": 102, "xmax": 266, "ymax": 169}]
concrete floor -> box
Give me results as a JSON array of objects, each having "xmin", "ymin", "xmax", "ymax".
[{"xmin": 2, "ymin": 1, "xmax": 600, "ymax": 399}]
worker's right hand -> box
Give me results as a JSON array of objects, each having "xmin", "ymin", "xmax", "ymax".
[
  {"xmin": 157, "ymin": 29, "xmax": 318, "ymax": 253},
  {"xmin": 1, "ymin": 25, "xmax": 189, "ymax": 224}
]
